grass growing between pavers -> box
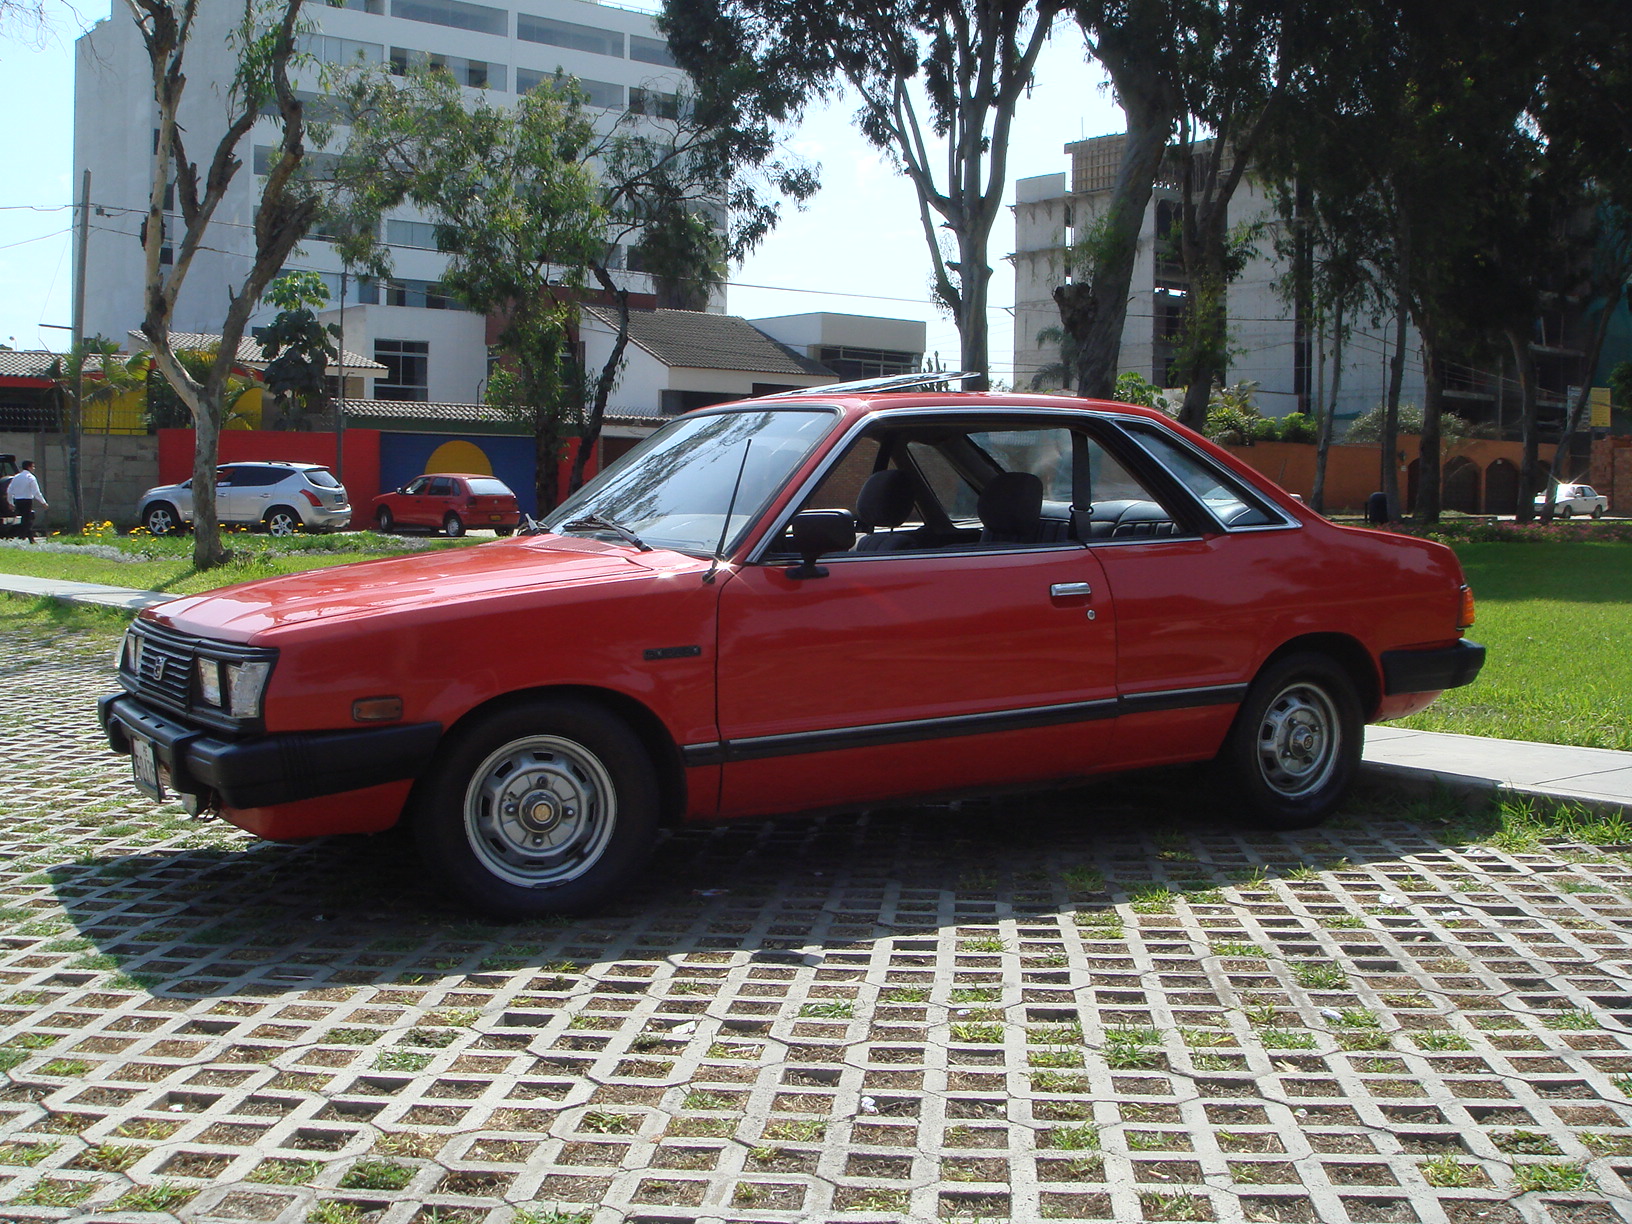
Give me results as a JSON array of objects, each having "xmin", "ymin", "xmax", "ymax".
[
  {"xmin": 0, "ymin": 529, "xmax": 475, "ymax": 597},
  {"xmin": 1396, "ymin": 541, "xmax": 1632, "ymax": 750}
]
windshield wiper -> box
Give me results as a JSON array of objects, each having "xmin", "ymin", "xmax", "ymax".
[{"xmin": 560, "ymin": 513, "xmax": 653, "ymax": 551}]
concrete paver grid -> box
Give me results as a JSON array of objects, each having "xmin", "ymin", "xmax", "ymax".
[{"xmin": 0, "ymin": 618, "xmax": 1631, "ymax": 1224}]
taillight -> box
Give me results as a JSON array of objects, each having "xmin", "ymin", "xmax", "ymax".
[
  {"xmin": 300, "ymin": 489, "xmax": 321, "ymax": 507},
  {"xmin": 1458, "ymin": 584, "xmax": 1476, "ymax": 629}
]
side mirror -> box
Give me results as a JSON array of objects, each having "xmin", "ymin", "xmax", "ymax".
[{"xmin": 786, "ymin": 509, "xmax": 856, "ymax": 580}]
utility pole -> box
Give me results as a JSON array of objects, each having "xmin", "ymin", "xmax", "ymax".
[
  {"xmin": 335, "ymin": 268, "xmax": 347, "ymax": 484},
  {"xmin": 68, "ymin": 169, "xmax": 90, "ymax": 533}
]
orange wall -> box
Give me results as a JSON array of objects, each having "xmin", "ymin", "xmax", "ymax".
[{"xmin": 1222, "ymin": 436, "xmax": 1533, "ymax": 514}]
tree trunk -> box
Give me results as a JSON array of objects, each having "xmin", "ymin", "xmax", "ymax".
[
  {"xmin": 1542, "ymin": 301, "xmax": 1617, "ymax": 520},
  {"xmin": 1060, "ymin": 101, "xmax": 1173, "ymax": 399},
  {"xmin": 574, "ymin": 271, "xmax": 632, "ymax": 495},
  {"xmin": 1312, "ymin": 299, "xmax": 1343, "ymax": 515},
  {"xmin": 1382, "ymin": 294, "xmax": 1408, "ymax": 522},
  {"xmin": 1417, "ymin": 342, "xmax": 1443, "ymax": 525},
  {"xmin": 1509, "ymin": 328, "xmax": 1540, "ymax": 524}
]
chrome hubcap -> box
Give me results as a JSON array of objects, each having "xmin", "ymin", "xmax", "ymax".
[
  {"xmin": 464, "ymin": 735, "xmax": 614, "ymax": 888},
  {"xmin": 1256, "ymin": 682, "xmax": 1340, "ymax": 798}
]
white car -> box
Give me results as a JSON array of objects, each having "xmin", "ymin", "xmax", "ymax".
[
  {"xmin": 138, "ymin": 461, "xmax": 352, "ymax": 536},
  {"xmin": 1537, "ymin": 483, "xmax": 1608, "ymax": 519}
]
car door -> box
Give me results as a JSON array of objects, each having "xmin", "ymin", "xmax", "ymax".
[{"xmin": 713, "ymin": 417, "xmax": 1117, "ymax": 820}]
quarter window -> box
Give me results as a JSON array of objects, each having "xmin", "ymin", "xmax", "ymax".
[{"xmin": 1122, "ymin": 424, "xmax": 1279, "ymax": 528}]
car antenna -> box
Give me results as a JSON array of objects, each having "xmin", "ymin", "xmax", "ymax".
[{"xmin": 704, "ymin": 440, "xmax": 753, "ymax": 585}]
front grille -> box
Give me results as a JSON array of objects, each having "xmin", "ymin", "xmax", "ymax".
[{"xmin": 130, "ymin": 623, "xmax": 195, "ymax": 712}]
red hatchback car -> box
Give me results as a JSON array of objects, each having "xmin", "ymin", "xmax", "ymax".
[
  {"xmin": 101, "ymin": 377, "xmax": 1483, "ymax": 917},
  {"xmin": 373, "ymin": 472, "xmax": 520, "ymax": 537}
]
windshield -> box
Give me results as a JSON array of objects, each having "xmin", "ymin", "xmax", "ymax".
[{"xmin": 546, "ymin": 408, "xmax": 836, "ymax": 555}]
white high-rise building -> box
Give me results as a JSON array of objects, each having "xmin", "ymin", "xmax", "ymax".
[{"xmin": 74, "ymin": 0, "xmax": 690, "ymax": 405}]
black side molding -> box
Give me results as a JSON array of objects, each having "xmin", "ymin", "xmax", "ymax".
[{"xmin": 1380, "ymin": 640, "xmax": 1486, "ymax": 695}]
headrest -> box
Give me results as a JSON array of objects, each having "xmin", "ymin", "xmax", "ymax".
[
  {"xmin": 856, "ymin": 468, "xmax": 916, "ymax": 530},
  {"xmin": 978, "ymin": 471, "xmax": 1044, "ymax": 536}
]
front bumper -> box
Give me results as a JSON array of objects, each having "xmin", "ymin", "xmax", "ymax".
[
  {"xmin": 100, "ymin": 693, "xmax": 440, "ymax": 810},
  {"xmin": 1380, "ymin": 639, "xmax": 1486, "ymax": 695}
]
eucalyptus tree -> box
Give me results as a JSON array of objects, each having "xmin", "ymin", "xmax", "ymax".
[
  {"xmin": 662, "ymin": 0, "xmax": 1065, "ymax": 388},
  {"xmin": 125, "ymin": 0, "xmax": 318, "ymax": 566}
]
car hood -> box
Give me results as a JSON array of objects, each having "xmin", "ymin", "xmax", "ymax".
[{"xmin": 150, "ymin": 536, "xmax": 695, "ymax": 642}]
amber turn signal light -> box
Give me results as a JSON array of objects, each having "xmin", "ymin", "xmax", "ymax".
[
  {"xmin": 1458, "ymin": 585, "xmax": 1476, "ymax": 629},
  {"xmin": 352, "ymin": 696, "xmax": 404, "ymax": 722}
]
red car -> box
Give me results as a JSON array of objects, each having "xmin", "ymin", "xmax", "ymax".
[
  {"xmin": 372, "ymin": 472, "xmax": 520, "ymax": 537},
  {"xmin": 100, "ymin": 377, "xmax": 1483, "ymax": 917}
]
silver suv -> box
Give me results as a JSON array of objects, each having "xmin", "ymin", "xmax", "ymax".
[{"xmin": 138, "ymin": 462, "xmax": 352, "ymax": 536}]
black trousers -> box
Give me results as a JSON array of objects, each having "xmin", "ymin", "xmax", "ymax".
[{"xmin": 15, "ymin": 498, "xmax": 35, "ymax": 542}]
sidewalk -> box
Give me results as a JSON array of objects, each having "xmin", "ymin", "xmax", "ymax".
[{"xmin": 6, "ymin": 571, "xmax": 1632, "ymax": 817}]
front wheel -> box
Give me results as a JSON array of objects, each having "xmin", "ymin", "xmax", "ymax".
[
  {"xmin": 444, "ymin": 512, "xmax": 465, "ymax": 538},
  {"xmin": 143, "ymin": 502, "xmax": 183, "ymax": 536},
  {"xmin": 1217, "ymin": 652, "xmax": 1361, "ymax": 829},
  {"xmin": 376, "ymin": 506, "xmax": 394, "ymax": 533},
  {"xmin": 495, "ymin": 525, "xmax": 514, "ymax": 537},
  {"xmin": 264, "ymin": 506, "xmax": 301, "ymax": 536},
  {"xmin": 412, "ymin": 698, "xmax": 660, "ymax": 918}
]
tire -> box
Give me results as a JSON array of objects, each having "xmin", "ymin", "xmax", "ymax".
[
  {"xmin": 1592, "ymin": 505, "xmax": 1604, "ymax": 519},
  {"xmin": 264, "ymin": 506, "xmax": 301, "ymax": 537},
  {"xmin": 443, "ymin": 512, "xmax": 466, "ymax": 538},
  {"xmin": 376, "ymin": 506, "xmax": 395, "ymax": 533},
  {"xmin": 1558, "ymin": 504, "xmax": 1572, "ymax": 519},
  {"xmin": 143, "ymin": 502, "xmax": 183, "ymax": 536},
  {"xmin": 412, "ymin": 698, "xmax": 659, "ymax": 918},
  {"xmin": 495, "ymin": 526, "xmax": 514, "ymax": 537},
  {"xmin": 1217, "ymin": 651, "xmax": 1361, "ymax": 829}
]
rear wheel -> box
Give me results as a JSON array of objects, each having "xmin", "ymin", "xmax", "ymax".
[
  {"xmin": 443, "ymin": 512, "xmax": 465, "ymax": 538},
  {"xmin": 412, "ymin": 698, "xmax": 659, "ymax": 917},
  {"xmin": 1217, "ymin": 652, "xmax": 1361, "ymax": 829},
  {"xmin": 264, "ymin": 506, "xmax": 301, "ymax": 536},
  {"xmin": 495, "ymin": 525, "xmax": 514, "ymax": 537},
  {"xmin": 1592, "ymin": 505, "xmax": 1604, "ymax": 519},
  {"xmin": 143, "ymin": 502, "xmax": 182, "ymax": 536},
  {"xmin": 376, "ymin": 506, "xmax": 394, "ymax": 533},
  {"xmin": 1558, "ymin": 504, "xmax": 1573, "ymax": 519}
]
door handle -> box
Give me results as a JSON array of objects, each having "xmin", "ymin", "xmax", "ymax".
[{"xmin": 1050, "ymin": 582, "xmax": 1092, "ymax": 597}]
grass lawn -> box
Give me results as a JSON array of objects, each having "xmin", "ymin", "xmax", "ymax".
[
  {"xmin": 0, "ymin": 530, "xmax": 470, "ymax": 598},
  {"xmin": 1395, "ymin": 541, "xmax": 1632, "ymax": 750}
]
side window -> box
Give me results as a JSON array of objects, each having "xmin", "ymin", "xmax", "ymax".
[
  {"xmin": 427, "ymin": 478, "xmax": 456, "ymax": 497},
  {"xmin": 802, "ymin": 436, "xmax": 880, "ymax": 513},
  {"xmin": 404, "ymin": 477, "xmax": 428, "ymax": 495},
  {"xmin": 1122, "ymin": 425, "xmax": 1279, "ymax": 528}
]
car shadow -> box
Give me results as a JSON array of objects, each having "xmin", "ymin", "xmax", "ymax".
[{"xmin": 43, "ymin": 769, "xmax": 1496, "ymax": 1004}]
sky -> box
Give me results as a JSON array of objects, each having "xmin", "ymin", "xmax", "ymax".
[{"xmin": 0, "ymin": 1, "xmax": 1125, "ymax": 385}]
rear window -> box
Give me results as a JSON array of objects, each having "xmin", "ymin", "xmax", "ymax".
[
  {"xmin": 303, "ymin": 468, "xmax": 342, "ymax": 489},
  {"xmin": 467, "ymin": 478, "xmax": 513, "ymax": 496}
]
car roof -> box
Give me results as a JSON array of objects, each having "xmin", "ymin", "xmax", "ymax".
[{"xmin": 695, "ymin": 389, "xmax": 1176, "ymax": 431}]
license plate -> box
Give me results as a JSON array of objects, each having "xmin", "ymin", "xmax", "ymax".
[
  {"xmin": 131, "ymin": 734, "xmax": 166, "ymax": 801},
  {"xmin": 488, "ymin": 514, "xmax": 503, "ymax": 522}
]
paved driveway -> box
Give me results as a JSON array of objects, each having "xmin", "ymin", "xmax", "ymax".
[{"xmin": 1, "ymin": 614, "xmax": 1631, "ymax": 1223}]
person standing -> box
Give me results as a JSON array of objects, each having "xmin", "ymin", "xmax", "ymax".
[{"xmin": 9, "ymin": 460, "xmax": 46, "ymax": 543}]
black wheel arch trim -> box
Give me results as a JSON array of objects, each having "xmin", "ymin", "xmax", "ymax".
[
  {"xmin": 1380, "ymin": 639, "xmax": 1485, "ymax": 695},
  {"xmin": 101, "ymin": 693, "xmax": 442, "ymax": 809}
]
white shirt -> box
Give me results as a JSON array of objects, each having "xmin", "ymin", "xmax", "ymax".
[{"xmin": 8, "ymin": 469, "xmax": 41, "ymax": 501}]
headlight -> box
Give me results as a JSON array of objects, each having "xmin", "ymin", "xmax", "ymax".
[
  {"xmin": 119, "ymin": 629, "xmax": 142, "ymax": 673},
  {"xmin": 195, "ymin": 657, "xmax": 272, "ymax": 718},
  {"xmin": 224, "ymin": 660, "xmax": 272, "ymax": 718}
]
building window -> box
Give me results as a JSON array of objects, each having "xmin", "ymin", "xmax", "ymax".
[
  {"xmin": 299, "ymin": 33, "xmax": 383, "ymax": 65},
  {"xmin": 817, "ymin": 346, "xmax": 917, "ymax": 381},
  {"xmin": 517, "ymin": 13, "xmax": 622, "ymax": 57},
  {"xmin": 389, "ymin": 46, "xmax": 504, "ymax": 89},
  {"xmin": 375, "ymin": 339, "xmax": 429, "ymax": 401},
  {"xmin": 629, "ymin": 87, "xmax": 681, "ymax": 120},
  {"xmin": 386, "ymin": 219, "xmax": 441, "ymax": 250},
  {"xmin": 516, "ymin": 68, "xmax": 621, "ymax": 108},
  {"xmin": 390, "ymin": 0, "xmax": 505, "ymax": 36},
  {"xmin": 628, "ymin": 34, "xmax": 674, "ymax": 66},
  {"xmin": 323, "ymin": 0, "xmax": 384, "ymax": 12}
]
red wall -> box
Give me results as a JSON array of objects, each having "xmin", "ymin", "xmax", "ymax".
[{"xmin": 158, "ymin": 429, "xmax": 382, "ymax": 530}]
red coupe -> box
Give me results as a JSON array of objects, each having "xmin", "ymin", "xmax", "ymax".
[
  {"xmin": 372, "ymin": 472, "xmax": 520, "ymax": 537},
  {"xmin": 102, "ymin": 377, "xmax": 1483, "ymax": 917}
]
